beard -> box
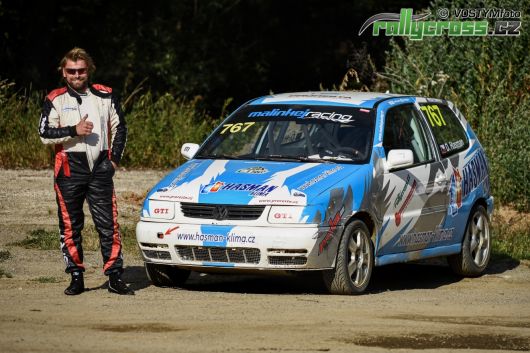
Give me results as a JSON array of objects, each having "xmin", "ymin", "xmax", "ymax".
[{"xmin": 67, "ymin": 77, "xmax": 88, "ymax": 92}]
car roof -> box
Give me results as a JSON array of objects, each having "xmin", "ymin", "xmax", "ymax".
[{"xmin": 248, "ymin": 91, "xmax": 410, "ymax": 109}]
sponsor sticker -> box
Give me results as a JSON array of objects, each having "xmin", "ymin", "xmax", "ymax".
[
  {"xmin": 449, "ymin": 167, "xmax": 463, "ymax": 216},
  {"xmin": 396, "ymin": 227, "xmax": 454, "ymax": 247},
  {"xmin": 291, "ymin": 189, "xmax": 306, "ymax": 198},
  {"xmin": 298, "ymin": 166, "xmax": 344, "ymax": 191},
  {"xmin": 157, "ymin": 162, "xmax": 200, "ymax": 192},
  {"xmin": 394, "ymin": 175, "xmax": 417, "ymax": 226},
  {"xmin": 147, "ymin": 200, "xmax": 174, "ymax": 219},
  {"xmin": 176, "ymin": 231, "xmax": 256, "ymax": 244},
  {"xmin": 200, "ymin": 181, "xmax": 278, "ymax": 197},
  {"xmin": 461, "ymin": 150, "xmax": 488, "ymax": 199},
  {"xmin": 236, "ymin": 166, "xmax": 269, "ymax": 174},
  {"xmin": 318, "ymin": 206, "xmax": 345, "ymax": 255},
  {"xmin": 248, "ymin": 109, "xmax": 354, "ymax": 123}
]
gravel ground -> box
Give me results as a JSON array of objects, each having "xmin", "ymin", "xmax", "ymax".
[{"xmin": 0, "ymin": 169, "xmax": 529, "ymax": 353}]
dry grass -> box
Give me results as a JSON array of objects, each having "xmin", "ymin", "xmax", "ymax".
[
  {"xmin": 492, "ymin": 206, "xmax": 530, "ymax": 260},
  {"xmin": 121, "ymin": 190, "xmax": 149, "ymax": 207}
]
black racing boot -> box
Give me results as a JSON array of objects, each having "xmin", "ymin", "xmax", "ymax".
[
  {"xmin": 64, "ymin": 271, "xmax": 84, "ymax": 295},
  {"xmin": 108, "ymin": 272, "xmax": 135, "ymax": 295}
]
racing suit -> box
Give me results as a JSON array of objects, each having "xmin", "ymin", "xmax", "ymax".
[{"xmin": 38, "ymin": 84, "xmax": 127, "ymax": 275}]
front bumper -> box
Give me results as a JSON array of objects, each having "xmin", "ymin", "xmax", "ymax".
[{"xmin": 136, "ymin": 221, "xmax": 341, "ymax": 270}]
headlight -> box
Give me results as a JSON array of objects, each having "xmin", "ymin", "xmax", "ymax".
[
  {"xmin": 141, "ymin": 200, "xmax": 176, "ymax": 220},
  {"xmin": 268, "ymin": 206, "xmax": 306, "ymax": 224}
]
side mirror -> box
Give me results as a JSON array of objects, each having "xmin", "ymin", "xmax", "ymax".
[
  {"xmin": 181, "ymin": 143, "xmax": 199, "ymax": 160},
  {"xmin": 386, "ymin": 149, "xmax": 414, "ymax": 170}
]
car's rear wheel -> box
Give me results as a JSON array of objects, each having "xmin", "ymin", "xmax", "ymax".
[
  {"xmin": 448, "ymin": 205, "xmax": 491, "ymax": 276},
  {"xmin": 145, "ymin": 262, "xmax": 191, "ymax": 287},
  {"xmin": 323, "ymin": 220, "xmax": 374, "ymax": 295}
]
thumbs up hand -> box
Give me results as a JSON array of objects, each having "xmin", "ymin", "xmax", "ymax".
[{"xmin": 76, "ymin": 114, "xmax": 93, "ymax": 136}]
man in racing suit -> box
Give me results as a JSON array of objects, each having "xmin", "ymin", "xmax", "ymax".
[{"xmin": 38, "ymin": 47, "xmax": 134, "ymax": 295}]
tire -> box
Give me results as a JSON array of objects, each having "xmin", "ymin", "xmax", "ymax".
[
  {"xmin": 323, "ymin": 220, "xmax": 374, "ymax": 295},
  {"xmin": 145, "ymin": 262, "xmax": 190, "ymax": 287},
  {"xmin": 448, "ymin": 205, "xmax": 491, "ymax": 276}
]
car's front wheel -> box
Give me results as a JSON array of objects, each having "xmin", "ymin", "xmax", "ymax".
[
  {"xmin": 145, "ymin": 263, "xmax": 191, "ymax": 287},
  {"xmin": 323, "ymin": 220, "xmax": 374, "ymax": 295},
  {"xmin": 448, "ymin": 205, "xmax": 491, "ymax": 276}
]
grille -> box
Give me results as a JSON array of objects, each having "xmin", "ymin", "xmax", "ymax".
[
  {"xmin": 180, "ymin": 203, "xmax": 265, "ymax": 220},
  {"xmin": 268, "ymin": 256, "xmax": 307, "ymax": 266},
  {"xmin": 143, "ymin": 250, "xmax": 172, "ymax": 260},
  {"xmin": 175, "ymin": 246, "xmax": 260, "ymax": 264},
  {"xmin": 140, "ymin": 242, "xmax": 169, "ymax": 249}
]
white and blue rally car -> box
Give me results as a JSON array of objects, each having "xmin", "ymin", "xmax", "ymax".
[{"xmin": 136, "ymin": 91, "xmax": 493, "ymax": 294}]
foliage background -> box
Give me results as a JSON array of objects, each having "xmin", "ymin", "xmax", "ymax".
[
  {"xmin": 0, "ymin": 0, "xmax": 408, "ymax": 110},
  {"xmin": 379, "ymin": 0, "xmax": 529, "ymax": 211},
  {"xmin": 0, "ymin": 0, "xmax": 528, "ymax": 213}
]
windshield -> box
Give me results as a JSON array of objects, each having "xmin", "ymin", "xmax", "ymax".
[{"xmin": 196, "ymin": 104, "xmax": 374, "ymax": 163}]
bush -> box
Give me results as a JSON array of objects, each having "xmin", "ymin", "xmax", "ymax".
[
  {"xmin": 0, "ymin": 80, "xmax": 221, "ymax": 169},
  {"xmin": 0, "ymin": 79, "xmax": 51, "ymax": 168},
  {"xmin": 122, "ymin": 92, "xmax": 220, "ymax": 168},
  {"xmin": 379, "ymin": 0, "xmax": 530, "ymax": 211}
]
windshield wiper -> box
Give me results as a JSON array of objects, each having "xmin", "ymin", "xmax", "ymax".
[
  {"xmin": 195, "ymin": 154, "xmax": 242, "ymax": 160},
  {"xmin": 253, "ymin": 154, "xmax": 300, "ymax": 162},
  {"xmin": 254, "ymin": 154, "xmax": 335, "ymax": 163},
  {"xmin": 299, "ymin": 155, "xmax": 337, "ymax": 163}
]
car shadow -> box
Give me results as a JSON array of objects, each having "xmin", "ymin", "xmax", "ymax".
[
  {"xmin": 166, "ymin": 265, "xmax": 460, "ymax": 295},
  {"xmin": 369, "ymin": 255, "xmax": 520, "ymax": 293},
  {"xmin": 485, "ymin": 255, "xmax": 520, "ymax": 275},
  {"xmin": 368, "ymin": 262, "xmax": 460, "ymax": 293},
  {"xmin": 121, "ymin": 257, "xmax": 521, "ymax": 295},
  {"xmin": 123, "ymin": 265, "xmax": 152, "ymax": 291},
  {"xmin": 83, "ymin": 266, "xmax": 152, "ymax": 292},
  {"xmin": 182, "ymin": 271, "xmax": 330, "ymax": 295}
]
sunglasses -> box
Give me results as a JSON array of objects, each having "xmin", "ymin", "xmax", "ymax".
[{"xmin": 65, "ymin": 68, "xmax": 88, "ymax": 75}]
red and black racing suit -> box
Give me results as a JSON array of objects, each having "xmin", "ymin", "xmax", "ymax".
[{"xmin": 38, "ymin": 84, "xmax": 127, "ymax": 275}]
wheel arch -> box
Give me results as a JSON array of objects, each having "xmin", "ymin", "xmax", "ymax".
[
  {"xmin": 473, "ymin": 197, "xmax": 489, "ymax": 219},
  {"xmin": 323, "ymin": 210, "xmax": 376, "ymax": 294},
  {"xmin": 331, "ymin": 210, "xmax": 376, "ymax": 266},
  {"xmin": 345, "ymin": 210, "xmax": 376, "ymax": 241},
  {"xmin": 447, "ymin": 197, "xmax": 492, "ymax": 276},
  {"xmin": 459, "ymin": 197, "xmax": 490, "ymax": 244}
]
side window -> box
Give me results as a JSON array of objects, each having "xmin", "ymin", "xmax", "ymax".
[
  {"xmin": 419, "ymin": 103, "xmax": 469, "ymax": 157},
  {"xmin": 383, "ymin": 105, "xmax": 433, "ymax": 164}
]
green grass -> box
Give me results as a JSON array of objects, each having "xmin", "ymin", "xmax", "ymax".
[
  {"xmin": 0, "ymin": 268, "xmax": 13, "ymax": 278},
  {"xmin": 32, "ymin": 276, "xmax": 61, "ymax": 283},
  {"xmin": 490, "ymin": 207, "xmax": 530, "ymax": 261},
  {"xmin": 0, "ymin": 250, "xmax": 11, "ymax": 262},
  {"xmin": 491, "ymin": 224, "xmax": 530, "ymax": 261},
  {"xmin": 14, "ymin": 226, "xmax": 139, "ymax": 255},
  {"xmin": 121, "ymin": 225, "xmax": 141, "ymax": 257},
  {"xmin": 14, "ymin": 229, "xmax": 59, "ymax": 250}
]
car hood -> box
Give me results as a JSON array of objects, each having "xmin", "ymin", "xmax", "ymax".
[{"xmin": 147, "ymin": 159, "xmax": 363, "ymax": 206}]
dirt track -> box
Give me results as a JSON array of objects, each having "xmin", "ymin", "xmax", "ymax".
[{"xmin": 1, "ymin": 169, "xmax": 529, "ymax": 353}]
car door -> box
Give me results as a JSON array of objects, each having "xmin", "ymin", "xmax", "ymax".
[
  {"xmin": 376, "ymin": 103, "xmax": 449, "ymax": 256},
  {"xmin": 416, "ymin": 100, "xmax": 477, "ymax": 241}
]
